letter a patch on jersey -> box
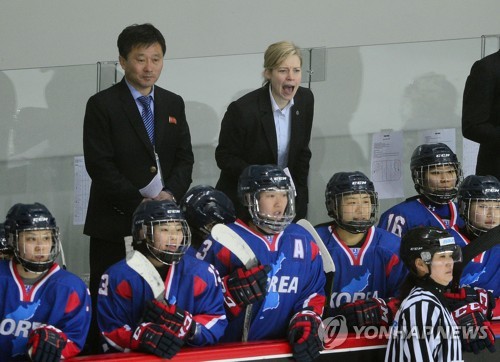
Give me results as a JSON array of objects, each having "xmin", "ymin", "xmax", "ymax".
[{"xmin": 293, "ymin": 239, "xmax": 304, "ymax": 259}]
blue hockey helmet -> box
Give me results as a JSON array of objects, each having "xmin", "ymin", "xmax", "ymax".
[
  {"xmin": 180, "ymin": 185, "xmax": 236, "ymax": 239},
  {"xmin": 325, "ymin": 171, "xmax": 378, "ymax": 233},
  {"xmin": 4, "ymin": 203, "xmax": 60, "ymax": 273},
  {"xmin": 132, "ymin": 200, "xmax": 191, "ymax": 265},
  {"xmin": 0, "ymin": 223, "xmax": 13, "ymax": 259},
  {"xmin": 238, "ymin": 164, "xmax": 295, "ymax": 233},
  {"xmin": 410, "ymin": 143, "xmax": 462, "ymax": 204},
  {"xmin": 458, "ymin": 175, "xmax": 500, "ymax": 237}
]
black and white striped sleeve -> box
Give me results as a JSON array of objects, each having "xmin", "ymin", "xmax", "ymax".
[{"xmin": 385, "ymin": 288, "xmax": 463, "ymax": 362}]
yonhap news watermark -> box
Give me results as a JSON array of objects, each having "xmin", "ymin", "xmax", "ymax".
[{"xmin": 319, "ymin": 316, "xmax": 492, "ymax": 349}]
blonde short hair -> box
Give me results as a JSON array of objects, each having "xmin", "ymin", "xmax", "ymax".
[{"xmin": 262, "ymin": 41, "xmax": 302, "ymax": 86}]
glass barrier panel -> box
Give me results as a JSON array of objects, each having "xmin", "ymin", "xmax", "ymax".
[{"xmin": 2, "ymin": 37, "xmax": 497, "ymax": 279}]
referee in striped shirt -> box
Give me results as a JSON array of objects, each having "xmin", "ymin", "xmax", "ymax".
[{"xmin": 385, "ymin": 227, "xmax": 463, "ymax": 362}]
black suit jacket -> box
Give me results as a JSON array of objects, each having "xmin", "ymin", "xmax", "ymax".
[
  {"xmin": 215, "ymin": 84, "xmax": 314, "ymax": 219},
  {"xmin": 462, "ymin": 50, "xmax": 500, "ymax": 179},
  {"xmin": 83, "ymin": 79, "xmax": 194, "ymax": 241}
]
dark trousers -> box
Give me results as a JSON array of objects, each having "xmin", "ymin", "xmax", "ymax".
[{"xmin": 84, "ymin": 236, "xmax": 126, "ymax": 355}]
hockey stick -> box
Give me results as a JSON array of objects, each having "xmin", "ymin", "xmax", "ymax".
[
  {"xmin": 58, "ymin": 239, "xmax": 67, "ymax": 270},
  {"xmin": 126, "ymin": 249, "xmax": 165, "ymax": 300},
  {"xmin": 211, "ymin": 224, "xmax": 258, "ymax": 269},
  {"xmin": 211, "ymin": 224, "xmax": 259, "ymax": 342},
  {"xmin": 451, "ymin": 224, "xmax": 500, "ymax": 291},
  {"xmin": 296, "ymin": 219, "xmax": 335, "ymax": 315}
]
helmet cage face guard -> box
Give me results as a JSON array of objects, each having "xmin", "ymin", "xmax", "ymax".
[
  {"xmin": 246, "ymin": 187, "xmax": 296, "ymax": 233},
  {"xmin": 461, "ymin": 198, "xmax": 500, "ymax": 237},
  {"xmin": 329, "ymin": 190, "xmax": 379, "ymax": 233},
  {"xmin": 412, "ymin": 162, "xmax": 462, "ymax": 204},
  {"xmin": 144, "ymin": 219, "xmax": 191, "ymax": 265},
  {"xmin": 12, "ymin": 226, "xmax": 60, "ymax": 273}
]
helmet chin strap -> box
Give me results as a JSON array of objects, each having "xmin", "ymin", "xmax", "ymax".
[
  {"xmin": 251, "ymin": 221, "xmax": 275, "ymax": 236},
  {"xmin": 14, "ymin": 257, "xmax": 48, "ymax": 276},
  {"xmin": 248, "ymin": 218, "xmax": 277, "ymax": 236}
]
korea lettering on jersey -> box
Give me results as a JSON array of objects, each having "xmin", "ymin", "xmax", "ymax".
[
  {"xmin": 196, "ymin": 220, "xmax": 326, "ymax": 342},
  {"xmin": 0, "ymin": 260, "xmax": 91, "ymax": 360},
  {"xmin": 97, "ymin": 253, "xmax": 227, "ymax": 350},
  {"xmin": 448, "ymin": 227, "xmax": 500, "ymax": 297},
  {"xmin": 315, "ymin": 225, "xmax": 406, "ymax": 309},
  {"xmin": 378, "ymin": 197, "xmax": 464, "ymax": 238}
]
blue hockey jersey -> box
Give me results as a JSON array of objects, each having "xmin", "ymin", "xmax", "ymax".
[
  {"xmin": 196, "ymin": 220, "xmax": 326, "ymax": 342},
  {"xmin": 315, "ymin": 225, "xmax": 406, "ymax": 309},
  {"xmin": 97, "ymin": 252, "xmax": 227, "ymax": 350},
  {"xmin": 448, "ymin": 228, "xmax": 500, "ymax": 298},
  {"xmin": 0, "ymin": 260, "xmax": 91, "ymax": 360},
  {"xmin": 378, "ymin": 196, "xmax": 464, "ymax": 237}
]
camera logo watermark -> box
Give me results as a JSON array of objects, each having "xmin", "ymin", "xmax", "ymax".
[
  {"xmin": 319, "ymin": 315, "xmax": 491, "ymax": 349},
  {"xmin": 319, "ymin": 315, "xmax": 348, "ymax": 348}
]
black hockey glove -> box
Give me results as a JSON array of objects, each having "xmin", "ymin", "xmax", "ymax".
[
  {"xmin": 27, "ymin": 325, "xmax": 67, "ymax": 362},
  {"xmin": 452, "ymin": 303, "xmax": 496, "ymax": 354},
  {"xmin": 288, "ymin": 310, "xmax": 323, "ymax": 362},
  {"xmin": 222, "ymin": 264, "xmax": 270, "ymax": 317},
  {"xmin": 336, "ymin": 297, "xmax": 400, "ymax": 329},
  {"xmin": 142, "ymin": 299, "xmax": 195, "ymax": 340},
  {"xmin": 445, "ymin": 287, "xmax": 495, "ymax": 319},
  {"xmin": 131, "ymin": 322, "xmax": 185, "ymax": 359}
]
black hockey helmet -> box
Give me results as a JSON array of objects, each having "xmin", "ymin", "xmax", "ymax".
[
  {"xmin": 132, "ymin": 200, "xmax": 191, "ymax": 265},
  {"xmin": 180, "ymin": 185, "xmax": 236, "ymax": 239},
  {"xmin": 458, "ymin": 175, "xmax": 500, "ymax": 237},
  {"xmin": 4, "ymin": 203, "xmax": 60, "ymax": 273},
  {"xmin": 410, "ymin": 143, "xmax": 462, "ymax": 204},
  {"xmin": 400, "ymin": 226, "xmax": 461, "ymax": 276},
  {"xmin": 0, "ymin": 223, "xmax": 13, "ymax": 259},
  {"xmin": 325, "ymin": 171, "xmax": 378, "ymax": 233},
  {"xmin": 238, "ymin": 164, "xmax": 295, "ymax": 233}
]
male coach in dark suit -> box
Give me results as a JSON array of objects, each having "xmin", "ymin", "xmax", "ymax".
[
  {"xmin": 215, "ymin": 41, "xmax": 314, "ymax": 220},
  {"xmin": 83, "ymin": 23, "xmax": 193, "ymax": 353},
  {"xmin": 462, "ymin": 49, "xmax": 500, "ymax": 179}
]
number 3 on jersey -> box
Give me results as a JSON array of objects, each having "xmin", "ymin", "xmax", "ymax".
[
  {"xmin": 386, "ymin": 214, "xmax": 405, "ymax": 237},
  {"xmin": 98, "ymin": 274, "xmax": 109, "ymax": 296}
]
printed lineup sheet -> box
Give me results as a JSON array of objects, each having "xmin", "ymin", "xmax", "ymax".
[
  {"xmin": 73, "ymin": 156, "xmax": 91, "ymax": 225},
  {"xmin": 418, "ymin": 128, "xmax": 456, "ymax": 152},
  {"xmin": 462, "ymin": 138, "xmax": 479, "ymax": 178},
  {"xmin": 371, "ymin": 131, "xmax": 404, "ymax": 199}
]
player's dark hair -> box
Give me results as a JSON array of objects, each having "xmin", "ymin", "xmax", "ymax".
[{"xmin": 117, "ymin": 23, "xmax": 166, "ymax": 59}]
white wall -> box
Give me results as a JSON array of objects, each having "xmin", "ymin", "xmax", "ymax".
[{"xmin": 1, "ymin": 0, "xmax": 500, "ymax": 70}]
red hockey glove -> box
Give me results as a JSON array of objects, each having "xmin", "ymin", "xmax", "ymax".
[
  {"xmin": 288, "ymin": 310, "xmax": 323, "ymax": 362},
  {"xmin": 142, "ymin": 300, "xmax": 195, "ymax": 340},
  {"xmin": 222, "ymin": 264, "xmax": 270, "ymax": 317},
  {"xmin": 27, "ymin": 325, "xmax": 67, "ymax": 362},
  {"xmin": 130, "ymin": 322, "xmax": 186, "ymax": 359},
  {"xmin": 336, "ymin": 297, "xmax": 400, "ymax": 329},
  {"xmin": 452, "ymin": 303, "xmax": 496, "ymax": 354},
  {"xmin": 445, "ymin": 287, "xmax": 495, "ymax": 320}
]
